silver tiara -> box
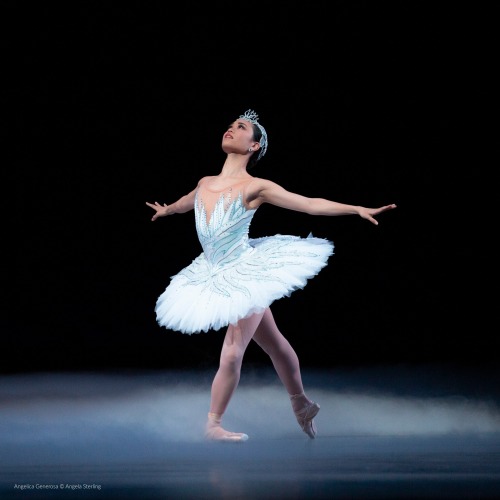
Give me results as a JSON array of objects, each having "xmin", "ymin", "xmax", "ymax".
[{"xmin": 239, "ymin": 109, "xmax": 268, "ymax": 161}]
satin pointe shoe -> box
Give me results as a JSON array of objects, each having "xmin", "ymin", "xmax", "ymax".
[
  {"xmin": 205, "ymin": 412, "xmax": 249, "ymax": 442},
  {"xmin": 290, "ymin": 393, "xmax": 320, "ymax": 439}
]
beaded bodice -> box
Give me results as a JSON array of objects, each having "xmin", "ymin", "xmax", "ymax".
[{"xmin": 195, "ymin": 186, "xmax": 257, "ymax": 272}]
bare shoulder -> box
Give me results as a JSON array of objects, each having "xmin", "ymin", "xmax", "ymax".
[
  {"xmin": 246, "ymin": 177, "xmax": 288, "ymax": 208},
  {"xmin": 247, "ymin": 176, "xmax": 316, "ymax": 213},
  {"xmin": 197, "ymin": 175, "xmax": 215, "ymax": 187},
  {"xmin": 247, "ymin": 177, "xmax": 282, "ymax": 192}
]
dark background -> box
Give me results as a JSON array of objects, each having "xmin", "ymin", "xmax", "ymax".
[{"xmin": 5, "ymin": 2, "xmax": 488, "ymax": 374}]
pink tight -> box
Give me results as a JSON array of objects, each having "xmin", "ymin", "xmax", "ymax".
[{"xmin": 209, "ymin": 308, "xmax": 313, "ymax": 417}]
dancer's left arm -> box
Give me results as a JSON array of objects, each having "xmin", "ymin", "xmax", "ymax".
[{"xmin": 252, "ymin": 179, "xmax": 397, "ymax": 226}]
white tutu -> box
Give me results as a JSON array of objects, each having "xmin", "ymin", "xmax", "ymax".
[{"xmin": 155, "ymin": 233, "xmax": 334, "ymax": 334}]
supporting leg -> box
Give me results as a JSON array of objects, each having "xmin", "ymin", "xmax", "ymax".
[{"xmin": 205, "ymin": 311, "xmax": 265, "ymax": 442}]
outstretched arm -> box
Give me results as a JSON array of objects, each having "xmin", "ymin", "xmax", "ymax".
[
  {"xmin": 146, "ymin": 186, "xmax": 197, "ymax": 222},
  {"xmin": 253, "ymin": 179, "xmax": 397, "ymax": 226}
]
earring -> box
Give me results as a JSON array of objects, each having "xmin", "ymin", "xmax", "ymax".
[{"xmin": 248, "ymin": 148, "xmax": 253, "ymax": 152}]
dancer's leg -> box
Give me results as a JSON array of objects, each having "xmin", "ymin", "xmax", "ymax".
[
  {"xmin": 252, "ymin": 308, "xmax": 320, "ymax": 438},
  {"xmin": 205, "ymin": 311, "xmax": 265, "ymax": 441},
  {"xmin": 252, "ymin": 309, "xmax": 303, "ymax": 395}
]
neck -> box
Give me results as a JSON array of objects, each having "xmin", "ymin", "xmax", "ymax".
[{"xmin": 219, "ymin": 154, "xmax": 250, "ymax": 178}]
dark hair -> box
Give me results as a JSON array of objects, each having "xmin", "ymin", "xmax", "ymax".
[{"xmin": 248, "ymin": 123, "xmax": 263, "ymax": 170}]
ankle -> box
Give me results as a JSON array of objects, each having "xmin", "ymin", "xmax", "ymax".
[
  {"xmin": 207, "ymin": 412, "xmax": 222, "ymax": 425},
  {"xmin": 289, "ymin": 392, "xmax": 311, "ymax": 412}
]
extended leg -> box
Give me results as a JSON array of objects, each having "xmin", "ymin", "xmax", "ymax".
[{"xmin": 252, "ymin": 308, "xmax": 320, "ymax": 438}]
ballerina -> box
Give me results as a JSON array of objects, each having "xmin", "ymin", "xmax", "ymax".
[{"xmin": 146, "ymin": 109, "xmax": 397, "ymax": 441}]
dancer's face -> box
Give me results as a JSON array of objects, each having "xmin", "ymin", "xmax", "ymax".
[{"xmin": 221, "ymin": 119, "xmax": 258, "ymax": 156}]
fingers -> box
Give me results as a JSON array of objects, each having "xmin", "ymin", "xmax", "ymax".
[
  {"xmin": 367, "ymin": 203, "xmax": 396, "ymax": 225},
  {"xmin": 146, "ymin": 202, "xmax": 163, "ymax": 211},
  {"xmin": 374, "ymin": 204, "xmax": 396, "ymax": 215}
]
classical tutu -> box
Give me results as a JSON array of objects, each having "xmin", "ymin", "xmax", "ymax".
[{"xmin": 155, "ymin": 229, "xmax": 334, "ymax": 334}]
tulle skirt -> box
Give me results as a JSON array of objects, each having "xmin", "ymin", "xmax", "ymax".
[{"xmin": 155, "ymin": 234, "xmax": 334, "ymax": 334}]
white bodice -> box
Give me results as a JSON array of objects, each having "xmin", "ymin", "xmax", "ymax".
[{"xmin": 195, "ymin": 189, "xmax": 256, "ymax": 273}]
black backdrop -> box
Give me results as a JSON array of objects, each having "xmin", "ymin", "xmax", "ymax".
[{"xmin": 5, "ymin": 2, "xmax": 488, "ymax": 374}]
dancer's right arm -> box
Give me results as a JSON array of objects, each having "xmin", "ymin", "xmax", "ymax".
[{"xmin": 146, "ymin": 184, "xmax": 200, "ymax": 222}]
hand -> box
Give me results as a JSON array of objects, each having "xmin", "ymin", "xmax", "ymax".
[
  {"xmin": 359, "ymin": 204, "xmax": 397, "ymax": 225},
  {"xmin": 145, "ymin": 201, "xmax": 169, "ymax": 221}
]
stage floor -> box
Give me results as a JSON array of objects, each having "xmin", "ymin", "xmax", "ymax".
[{"xmin": 1, "ymin": 366, "xmax": 499, "ymax": 499}]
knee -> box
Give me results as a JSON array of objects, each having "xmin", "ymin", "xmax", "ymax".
[{"xmin": 220, "ymin": 348, "xmax": 244, "ymax": 370}]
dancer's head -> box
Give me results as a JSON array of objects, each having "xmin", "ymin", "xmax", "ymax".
[{"xmin": 222, "ymin": 109, "xmax": 268, "ymax": 169}]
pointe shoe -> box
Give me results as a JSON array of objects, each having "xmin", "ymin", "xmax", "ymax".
[
  {"xmin": 290, "ymin": 393, "xmax": 320, "ymax": 439},
  {"xmin": 205, "ymin": 412, "xmax": 249, "ymax": 442},
  {"xmin": 294, "ymin": 401, "xmax": 320, "ymax": 438}
]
